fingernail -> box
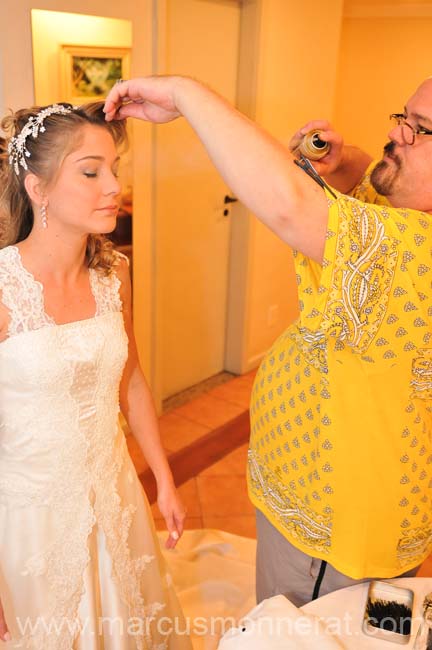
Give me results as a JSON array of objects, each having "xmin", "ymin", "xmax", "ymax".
[
  {"xmin": 170, "ymin": 531, "xmax": 179, "ymax": 540},
  {"xmin": 3, "ymin": 632, "xmax": 11, "ymax": 641}
]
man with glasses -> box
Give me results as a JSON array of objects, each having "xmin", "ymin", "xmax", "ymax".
[
  {"xmin": 290, "ymin": 80, "xmax": 432, "ymax": 210},
  {"xmin": 104, "ymin": 77, "xmax": 432, "ymax": 608}
]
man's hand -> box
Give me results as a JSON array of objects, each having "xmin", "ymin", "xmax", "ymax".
[
  {"xmin": 289, "ymin": 120, "xmax": 373, "ymax": 193},
  {"xmin": 289, "ymin": 119, "xmax": 344, "ymax": 176},
  {"xmin": 104, "ymin": 76, "xmax": 183, "ymax": 124}
]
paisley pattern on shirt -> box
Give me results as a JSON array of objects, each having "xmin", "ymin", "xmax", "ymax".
[{"xmin": 248, "ymin": 177, "xmax": 432, "ymax": 578}]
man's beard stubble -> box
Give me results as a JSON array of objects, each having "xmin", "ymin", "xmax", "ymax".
[{"xmin": 370, "ymin": 141, "xmax": 402, "ymax": 196}]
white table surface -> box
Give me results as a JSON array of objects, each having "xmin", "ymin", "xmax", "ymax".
[{"xmin": 303, "ymin": 577, "xmax": 432, "ymax": 649}]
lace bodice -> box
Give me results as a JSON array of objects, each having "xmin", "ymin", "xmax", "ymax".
[{"xmin": 0, "ymin": 245, "xmax": 123, "ymax": 339}]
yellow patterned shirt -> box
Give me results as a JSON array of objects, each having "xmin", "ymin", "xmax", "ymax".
[{"xmin": 247, "ymin": 163, "xmax": 432, "ymax": 578}]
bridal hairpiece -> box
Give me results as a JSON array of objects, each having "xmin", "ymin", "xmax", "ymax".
[{"xmin": 8, "ymin": 103, "xmax": 77, "ymax": 175}]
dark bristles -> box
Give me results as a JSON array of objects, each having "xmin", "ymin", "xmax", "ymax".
[{"xmin": 366, "ymin": 598, "xmax": 412, "ymax": 635}]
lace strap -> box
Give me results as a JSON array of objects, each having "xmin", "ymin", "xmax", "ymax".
[
  {"xmin": 90, "ymin": 251, "xmax": 128, "ymax": 316},
  {"xmin": 0, "ymin": 246, "xmax": 54, "ymax": 337}
]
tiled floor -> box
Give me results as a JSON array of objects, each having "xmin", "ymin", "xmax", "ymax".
[
  {"xmin": 151, "ymin": 442, "xmax": 256, "ymax": 538},
  {"xmin": 127, "ymin": 369, "xmax": 432, "ymax": 575}
]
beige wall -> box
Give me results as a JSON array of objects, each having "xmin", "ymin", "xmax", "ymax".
[
  {"xmin": 0, "ymin": 0, "xmax": 155, "ymax": 383},
  {"xmin": 335, "ymin": 3, "xmax": 432, "ymax": 159}
]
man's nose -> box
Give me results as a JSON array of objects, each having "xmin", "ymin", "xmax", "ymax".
[{"xmin": 387, "ymin": 125, "xmax": 405, "ymax": 146}]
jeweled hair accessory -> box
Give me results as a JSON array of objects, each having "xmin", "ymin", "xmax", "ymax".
[{"xmin": 8, "ymin": 103, "xmax": 76, "ymax": 175}]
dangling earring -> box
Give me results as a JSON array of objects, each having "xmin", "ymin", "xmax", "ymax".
[{"xmin": 40, "ymin": 203, "xmax": 48, "ymax": 229}]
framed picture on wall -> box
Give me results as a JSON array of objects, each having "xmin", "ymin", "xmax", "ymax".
[{"xmin": 60, "ymin": 45, "xmax": 130, "ymax": 104}]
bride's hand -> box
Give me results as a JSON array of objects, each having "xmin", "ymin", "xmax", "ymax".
[
  {"xmin": 156, "ymin": 483, "xmax": 187, "ymax": 550},
  {"xmin": 0, "ymin": 597, "xmax": 11, "ymax": 643}
]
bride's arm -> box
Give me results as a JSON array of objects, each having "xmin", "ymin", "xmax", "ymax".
[
  {"xmin": 0, "ymin": 597, "xmax": 10, "ymax": 642},
  {"xmin": 116, "ymin": 258, "xmax": 186, "ymax": 549},
  {"xmin": 0, "ymin": 294, "xmax": 10, "ymax": 342}
]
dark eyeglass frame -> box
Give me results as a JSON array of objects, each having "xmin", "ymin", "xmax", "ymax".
[{"xmin": 389, "ymin": 113, "xmax": 432, "ymax": 145}]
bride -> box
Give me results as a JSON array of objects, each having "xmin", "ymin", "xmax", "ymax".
[{"xmin": 0, "ymin": 101, "xmax": 192, "ymax": 649}]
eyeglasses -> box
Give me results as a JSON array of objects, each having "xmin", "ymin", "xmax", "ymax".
[{"xmin": 389, "ymin": 113, "xmax": 432, "ymax": 145}]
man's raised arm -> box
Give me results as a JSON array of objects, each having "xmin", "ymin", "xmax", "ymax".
[{"xmin": 104, "ymin": 76, "xmax": 330, "ymax": 264}]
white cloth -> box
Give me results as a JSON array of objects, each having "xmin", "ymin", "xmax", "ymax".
[
  {"xmin": 0, "ymin": 246, "xmax": 191, "ymax": 650},
  {"xmin": 218, "ymin": 595, "xmax": 345, "ymax": 650},
  {"xmin": 159, "ymin": 530, "xmax": 256, "ymax": 650}
]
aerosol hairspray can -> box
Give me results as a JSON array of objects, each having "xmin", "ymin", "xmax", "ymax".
[{"xmin": 297, "ymin": 130, "xmax": 330, "ymax": 160}]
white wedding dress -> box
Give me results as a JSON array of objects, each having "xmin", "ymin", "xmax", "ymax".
[{"xmin": 0, "ymin": 246, "xmax": 192, "ymax": 650}]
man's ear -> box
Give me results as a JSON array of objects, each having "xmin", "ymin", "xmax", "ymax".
[{"xmin": 24, "ymin": 173, "xmax": 46, "ymax": 206}]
